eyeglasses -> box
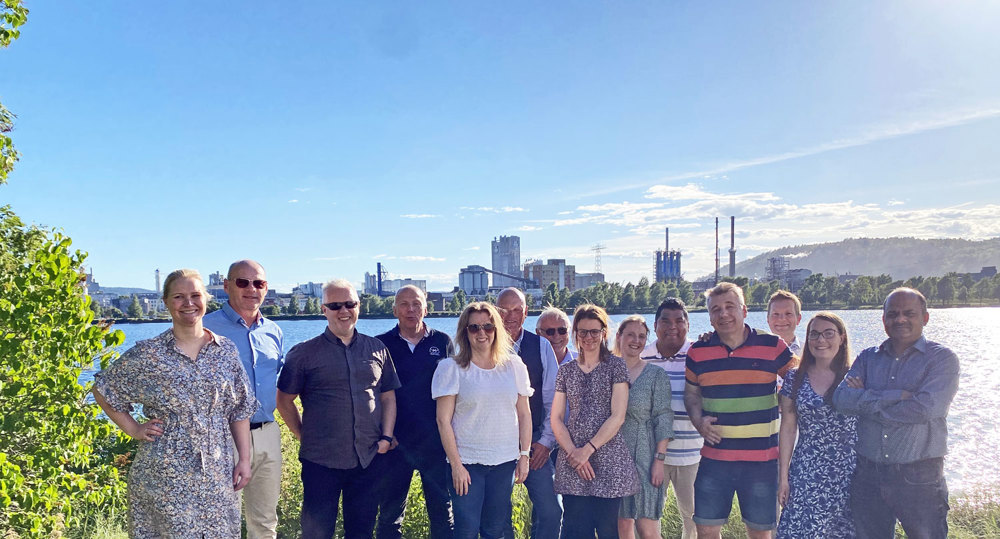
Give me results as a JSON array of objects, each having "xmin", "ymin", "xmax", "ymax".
[
  {"xmin": 233, "ymin": 278, "xmax": 267, "ymax": 289},
  {"xmin": 466, "ymin": 323, "xmax": 496, "ymax": 334},
  {"xmin": 577, "ymin": 328, "xmax": 604, "ymax": 339},
  {"xmin": 323, "ymin": 301, "xmax": 359, "ymax": 311},
  {"xmin": 541, "ymin": 327, "xmax": 569, "ymax": 336},
  {"xmin": 808, "ymin": 329, "xmax": 840, "ymax": 340}
]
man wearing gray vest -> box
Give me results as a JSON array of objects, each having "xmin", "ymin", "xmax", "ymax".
[{"xmin": 497, "ymin": 288, "xmax": 562, "ymax": 539}]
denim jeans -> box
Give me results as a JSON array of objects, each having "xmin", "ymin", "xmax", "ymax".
[
  {"xmin": 300, "ymin": 456, "xmax": 383, "ymax": 539},
  {"xmin": 448, "ymin": 460, "xmax": 517, "ymax": 539},
  {"xmin": 560, "ymin": 495, "xmax": 621, "ymax": 539},
  {"xmin": 376, "ymin": 446, "xmax": 454, "ymax": 539},
  {"xmin": 693, "ymin": 458, "xmax": 778, "ymax": 530},
  {"xmin": 521, "ymin": 457, "xmax": 563, "ymax": 539},
  {"xmin": 851, "ymin": 457, "xmax": 949, "ymax": 539}
]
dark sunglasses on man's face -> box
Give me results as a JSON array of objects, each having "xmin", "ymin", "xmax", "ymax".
[
  {"xmin": 542, "ymin": 327, "xmax": 568, "ymax": 336},
  {"xmin": 233, "ymin": 278, "xmax": 267, "ymax": 289},
  {"xmin": 323, "ymin": 301, "xmax": 359, "ymax": 311}
]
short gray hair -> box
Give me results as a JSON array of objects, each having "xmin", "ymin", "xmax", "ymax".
[
  {"xmin": 536, "ymin": 306, "xmax": 570, "ymax": 332},
  {"xmin": 394, "ymin": 284, "xmax": 426, "ymax": 303},
  {"xmin": 322, "ymin": 278, "xmax": 357, "ymax": 299}
]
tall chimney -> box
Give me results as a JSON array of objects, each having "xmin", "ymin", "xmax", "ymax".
[
  {"xmin": 665, "ymin": 227, "xmax": 669, "ymax": 253},
  {"xmin": 715, "ymin": 218, "xmax": 720, "ymax": 284},
  {"xmin": 729, "ymin": 216, "xmax": 736, "ymax": 277},
  {"xmin": 155, "ymin": 269, "xmax": 161, "ymax": 295}
]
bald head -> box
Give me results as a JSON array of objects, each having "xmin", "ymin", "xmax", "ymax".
[{"xmin": 227, "ymin": 259, "xmax": 265, "ymax": 280}]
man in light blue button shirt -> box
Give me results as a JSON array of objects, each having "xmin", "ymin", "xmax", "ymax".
[{"xmin": 204, "ymin": 260, "xmax": 284, "ymax": 539}]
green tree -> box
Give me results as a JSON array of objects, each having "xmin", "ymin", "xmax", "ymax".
[
  {"xmin": 635, "ymin": 277, "xmax": 650, "ymax": 309},
  {"xmin": 1, "ymin": 206, "xmax": 129, "ymax": 535},
  {"xmin": 304, "ymin": 297, "xmax": 320, "ymax": 315},
  {"xmin": 937, "ymin": 274, "xmax": 957, "ymax": 305},
  {"xmin": 973, "ymin": 278, "xmax": 992, "ymax": 304},
  {"xmin": 127, "ymin": 294, "xmax": 143, "ymax": 318},
  {"xmin": 89, "ymin": 298, "xmax": 102, "ymax": 318},
  {"xmin": 285, "ymin": 293, "xmax": 300, "ymax": 315},
  {"xmin": 261, "ymin": 304, "xmax": 281, "ymax": 317},
  {"xmin": 543, "ymin": 283, "xmax": 558, "ymax": 308},
  {"xmin": 206, "ymin": 299, "xmax": 222, "ymax": 313},
  {"xmin": 676, "ymin": 279, "xmax": 694, "ymax": 305},
  {"xmin": 449, "ymin": 290, "xmax": 467, "ymax": 313},
  {"xmin": 524, "ymin": 293, "xmax": 534, "ymax": 310},
  {"xmin": 918, "ymin": 276, "xmax": 938, "ymax": 305}
]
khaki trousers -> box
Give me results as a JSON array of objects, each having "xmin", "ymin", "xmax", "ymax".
[
  {"xmin": 666, "ymin": 462, "xmax": 699, "ymax": 539},
  {"xmin": 234, "ymin": 421, "xmax": 282, "ymax": 539}
]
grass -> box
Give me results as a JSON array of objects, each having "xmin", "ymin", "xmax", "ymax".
[{"xmin": 86, "ymin": 420, "xmax": 1000, "ymax": 538}]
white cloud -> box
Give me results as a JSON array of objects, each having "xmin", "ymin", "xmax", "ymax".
[
  {"xmin": 400, "ymin": 213, "xmax": 440, "ymax": 219},
  {"xmin": 462, "ymin": 246, "xmax": 481, "ymax": 251},
  {"xmin": 288, "ymin": 199, "xmax": 299, "ymax": 203},
  {"xmin": 887, "ymin": 199, "xmax": 905, "ymax": 206},
  {"xmin": 460, "ymin": 206, "xmax": 528, "ymax": 213},
  {"xmin": 517, "ymin": 225, "xmax": 542, "ymax": 231}
]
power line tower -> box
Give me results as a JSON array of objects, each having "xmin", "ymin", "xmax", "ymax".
[{"xmin": 591, "ymin": 243, "xmax": 605, "ymax": 273}]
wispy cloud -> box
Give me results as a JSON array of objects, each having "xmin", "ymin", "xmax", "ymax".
[
  {"xmin": 887, "ymin": 199, "xmax": 905, "ymax": 206},
  {"xmin": 400, "ymin": 213, "xmax": 440, "ymax": 219},
  {"xmin": 462, "ymin": 246, "xmax": 481, "ymax": 251},
  {"xmin": 460, "ymin": 206, "xmax": 528, "ymax": 213},
  {"xmin": 517, "ymin": 225, "xmax": 542, "ymax": 231},
  {"xmin": 577, "ymin": 106, "xmax": 1000, "ymax": 199},
  {"xmin": 288, "ymin": 199, "xmax": 299, "ymax": 203}
]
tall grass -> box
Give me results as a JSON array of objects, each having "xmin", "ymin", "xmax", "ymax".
[{"xmin": 87, "ymin": 421, "xmax": 1000, "ymax": 538}]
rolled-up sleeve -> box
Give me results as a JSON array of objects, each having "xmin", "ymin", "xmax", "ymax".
[{"xmin": 93, "ymin": 347, "xmax": 142, "ymax": 413}]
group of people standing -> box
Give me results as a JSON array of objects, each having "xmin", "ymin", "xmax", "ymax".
[{"xmin": 92, "ymin": 259, "xmax": 959, "ymax": 539}]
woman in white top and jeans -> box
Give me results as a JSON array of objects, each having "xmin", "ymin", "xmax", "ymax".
[{"xmin": 432, "ymin": 302, "xmax": 533, "ymax": 539}]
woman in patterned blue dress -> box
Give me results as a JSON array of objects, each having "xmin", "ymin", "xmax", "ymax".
[{"xmin": 777, "ymin": 312, "xmax": 858, "ymax": 538}]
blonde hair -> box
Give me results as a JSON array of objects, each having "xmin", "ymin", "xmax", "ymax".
[
  {"xmin": 613, "ymin": 315, "xmax": 649, "ymax": 357},
  {"xmin": 162, "ymin": 269, "xmax": 209, "ymax": 301},
  {"xmin": 572, "ymin": 304, "xmax": 613, "ymax": 362},
  {"xmin": 453, "ymin": 302, "xmax": 513, "ymax": 368},
  {"xmin": 768, "ymin": 290, "xmax": 802, "ymax": 317}
]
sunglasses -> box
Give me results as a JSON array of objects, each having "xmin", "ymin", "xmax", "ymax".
[
  {"xmin": 466, "ymin": 323, "xmax": 496, "ymax": 334},
  {"xmin": 323, "ymin": 301, "xmax": 359, "ymax": 311},
  {"xmin": 542, "ymin": 327, "xmax": 568, "ymax": 336},
  {"xmin": 577, "ymin": 328, "xmax": 605, "ymax": 339},
  {"xmin": 233, "ymin": 278, "xmax": 267, "ymax": 289}
]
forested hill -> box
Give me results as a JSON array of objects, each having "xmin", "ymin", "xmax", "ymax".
[{"xmin": 726, "ymin": 237, "xmax": 1000, "ymax": 281}]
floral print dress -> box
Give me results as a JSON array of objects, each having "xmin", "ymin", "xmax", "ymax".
[
  {"xmin": 777, "ymin": 368, "xmax": 857, "ymax": 539},
  {"xmin": 94, "ymin": 329, "xmax": 258, "ymax": 538}
]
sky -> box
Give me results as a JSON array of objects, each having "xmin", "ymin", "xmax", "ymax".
[{"xmin": 2, "ymin": 1, "xmax": 999, "ymax": 292}]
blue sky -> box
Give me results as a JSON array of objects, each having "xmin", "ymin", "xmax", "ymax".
[{"xmin": 2, "ymin": 1, "xmax": 998, "ymax": 292}]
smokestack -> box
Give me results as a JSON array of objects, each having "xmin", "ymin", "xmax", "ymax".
[
  {"xmin": 155, "ymin": 269, "xmax": 161, "ymax": 295},
  {"xmin": 715, "ymin": 218, "xmax": 720, "ymax": 284},
  {"xmin": 729, "ymin": 216, "xmax": 736, "ymax": 278},
  {"xmin": 665, "ymin": 227, "xmax": 669, "ymax": 253}
]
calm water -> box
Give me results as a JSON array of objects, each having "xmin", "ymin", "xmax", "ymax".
[{"xmin": 89, "ymin": 307, "xmax": 1000, "ymax": 492}]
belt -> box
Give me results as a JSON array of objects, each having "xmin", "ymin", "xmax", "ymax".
[
  {"xmin": 250, "ymin": 421, "xmax": 272, "ymax": 430},
  {"xmin": 859, "ymin": 456, "xmax": 943, "ymax": 473}
]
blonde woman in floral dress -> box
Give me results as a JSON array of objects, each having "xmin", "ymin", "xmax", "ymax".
[{"xmin": 93, "ymin": 269, "xmax": 257, "ymax": 538}]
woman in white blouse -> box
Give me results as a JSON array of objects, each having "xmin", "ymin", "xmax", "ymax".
[{"xmin": 432, "ymin": 302, "xmax": 533, "ymax": 539}]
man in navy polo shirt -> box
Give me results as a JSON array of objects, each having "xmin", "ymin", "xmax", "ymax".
[
  {"xmin": 375, "ymin": 285, "xmax": 455, "ymax": 539},
  {"xmin": 203, "ymin": 259, "xmax": 283, "ymax": 539}
]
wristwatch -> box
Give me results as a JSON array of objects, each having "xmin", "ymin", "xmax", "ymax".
[
  {"xmin": 655, "ymin": 452, "xmax": 667, "ymax": 461},
  {"xmin": 379, "ymin": 435, "xmax": 394, "ymax": 444},
  {"xmin": 519, "ymin": 449, "xmax": 531, "ymax": 458}
]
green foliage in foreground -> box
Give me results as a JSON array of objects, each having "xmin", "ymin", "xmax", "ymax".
[{"xmin": 0, "ymin": 206, "xmax": 130, "ymax": 536}]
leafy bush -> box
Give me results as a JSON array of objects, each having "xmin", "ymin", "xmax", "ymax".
[{"xmin": 0, "ymin": 206, "xmax": 129, "ymax": 536}]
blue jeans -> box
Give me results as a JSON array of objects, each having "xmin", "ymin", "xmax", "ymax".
[
  {"xmin": 693, "ymin": 459, "xmax": 778, "ymax": 531},
  {"xmin": 448, "ymin": 460, "xmax": 516, "ymax": 539},
  {"xmin": 851, "ymin": 457, "xmax": 949, "ymax": 539}
]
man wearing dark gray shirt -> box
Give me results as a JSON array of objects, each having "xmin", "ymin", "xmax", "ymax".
[
  {"xmin": 834, "ymin": 287, "xmax": 959, "ymax": 539},
  {"xmin": 277, "ymin": 279, "xmax": 400, "ymax": 539}
]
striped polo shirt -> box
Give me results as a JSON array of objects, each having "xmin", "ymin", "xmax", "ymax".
[
  {"xmin": 642, "ymin": 341, "xmax": 703, "ymax": 466},
  {"xmin": 685, "ymin": 326, "xmax": 793, "ymax": 463}
]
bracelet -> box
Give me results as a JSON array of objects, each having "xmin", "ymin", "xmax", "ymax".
[
  {"xmin": 588, "ymin": 441, "xmax": 598, "ymax": 451},
  {"xmin": 379, "ymin": 435, "xmax": 393, "ymax": 444}
]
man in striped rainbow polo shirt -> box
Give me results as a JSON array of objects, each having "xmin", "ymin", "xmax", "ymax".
[{"xmin": 683, "ymin": 282, "xmax": 794, "ymax": 539}]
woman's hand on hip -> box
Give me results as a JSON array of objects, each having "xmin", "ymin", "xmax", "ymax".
[{"xmin": 128, "ymin": 418, "xmax": 164, "ymax": 442}]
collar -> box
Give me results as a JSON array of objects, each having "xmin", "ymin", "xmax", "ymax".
[
  {"xmin": 393, "ymin": 323, "xmax": 430, "ymax": 342},
  {"xmin": 161, "ymin": 327, "xmax": 223, "ymax": 347},
  {"xmin": 878, "ymin": 335, "xmax": 928, "ymax": 358},
  {"xmin": 707, "ymin": 324, "xmax": 755, "ymax": 349},
  {"xmin": 323, "ymin": 326, "xmax": 358, "ymax": 348},
  {"xmin": 221, "ymin": 302, "xmax": 261, "ymax": 328}
]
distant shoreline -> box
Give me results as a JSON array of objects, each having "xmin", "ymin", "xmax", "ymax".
[{"xmin": 102, "ymin": 303, "xmax": 998, "ymax": 325}]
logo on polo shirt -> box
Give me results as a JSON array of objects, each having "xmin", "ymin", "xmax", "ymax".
[{"xmin": 429, "ymin": 346, "xmax": 441, "ymax": 356}]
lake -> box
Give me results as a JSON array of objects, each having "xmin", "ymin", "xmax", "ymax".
[{"xmin": 88, "ymin": 307, "xmax": 1000, "ymax": 493}]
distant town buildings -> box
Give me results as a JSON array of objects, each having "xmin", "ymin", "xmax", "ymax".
[
  {"xmin": 362, "ymin": 274, "xmax": 427, "ymax": 296},
  {"xmin": 524, "ymin": 259, "xmax": 575, "ymax": 291},
  {"xmin": 575, "ymin": 272, "xmax": 606, "ymax": 289},
  {"xmin": 491, "ymin": 235, "xmax": 521, "ymax": 288},
  {"xmin": 459, "ymin": 265, "xmax": 489, "ymax": 295}
]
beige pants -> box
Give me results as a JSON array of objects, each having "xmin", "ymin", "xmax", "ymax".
[
  {"xmin": 666, "ymin": 462, "xmax": 699, "ymax": 539},
  {"xmin": 233, "ymin": 421, "xmax": 282, "ymax": 539}
]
